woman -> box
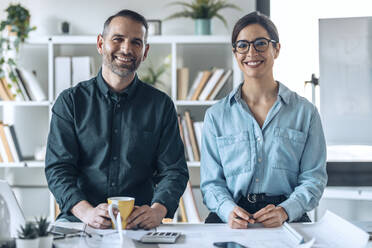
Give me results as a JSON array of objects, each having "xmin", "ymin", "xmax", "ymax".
[{"xmin": 200, "ymin": 11, "xmax": 327, "ymax": 229}]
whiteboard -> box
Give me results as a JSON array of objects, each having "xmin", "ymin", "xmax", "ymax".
[{"xmin": 319, "ymin": 17, "xmax": 372, "ymax": 145}]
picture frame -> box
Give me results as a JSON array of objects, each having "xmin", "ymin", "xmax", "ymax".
[{"xmin": 147, "ymin": 20, "xmax": 162, "ymax": 36}]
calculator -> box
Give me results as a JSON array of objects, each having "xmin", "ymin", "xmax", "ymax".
[{"xmin": 140, "ymin": 231, "xmax": 181, "ymax": 243}]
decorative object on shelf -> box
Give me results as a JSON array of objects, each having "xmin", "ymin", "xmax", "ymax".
[
  {"xmin": 0, "ymin": 4, "xmax": 36, "ymax": 101},
  {"xmin": 35, "ymin": 217, "xmax": 53, "ymax": 248},
  {"xmin": 61, "ymin": 21, "xmax": 70, "ymax": 34},
  {"xmin": 139, "ymin": 54, "xmax": 171, "ymax": 95},
  {"xmin": 148, "ymin": 20, "xmax": 162, "ymax": 35},
  {"xmin": 165, "ymin": 0, "xmax": 240, "ymax": 35},
  {"xmin": 16, "ymin": 222, "xmax": 39, "ymax": 248}
]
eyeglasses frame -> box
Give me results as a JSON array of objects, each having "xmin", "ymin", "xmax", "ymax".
[{"xmin": 233, "ymin": 37, "xmax": 278, "ymax": 54}]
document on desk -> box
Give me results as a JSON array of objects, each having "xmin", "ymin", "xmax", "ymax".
[
  {"xmin": 157, "ymin": 223, "xmax": 313, "ymax": 248},
  {"xmin": 294, "ymin": 210, "xmax": 369, "ymax": 248}
]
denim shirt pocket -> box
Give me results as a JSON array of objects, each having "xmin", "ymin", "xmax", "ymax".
[
  {"xmin": 216, "ymin": 131, "xmax": 252, "ymax": 177},
  {"xmin": 272, "ymin": 127, "xmax": 307, "ymax": 174}
]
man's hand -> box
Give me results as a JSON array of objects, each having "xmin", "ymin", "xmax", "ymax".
[
  {"xmin": 253, "ymin": 204, "xmax": 288, "ymax": 228},
  {"xmin": 71, "ymin": 200, "xmax": 113, "ymax": 229},
  {"xmin": 126, "ymin": 203, "xmax": 167, "ymax": 230},
  {"xmin": 228, "ymin": 206, "xmax": 255, "ymax": 229}
]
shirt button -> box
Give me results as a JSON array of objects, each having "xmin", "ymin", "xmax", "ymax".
[
  {"xmin": 257, "ymin": 137, "xmax": 261, "ymax": 142},
  {"xmin": 258, "ymin": 158, "xmax": 262, "ymax": 163},
  {"xmin": 114, "ymin": 129, "xmax": 118, "ymax": 133},
  {"xmin": 255, "ymin": 178, "xmax": 259, "ymax": 183},
  {"xmin": 113, "ymin": 156, "xmax": 118, "ymax": 161},
  {"xmin": 111, "ymin": 182, "xmax": 116, "ymax": 187},
  {"xmin": 117, "ymin": 104, "xmax": 121, "ymax": 108}
]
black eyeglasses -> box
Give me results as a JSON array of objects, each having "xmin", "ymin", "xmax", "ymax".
[{"xmin": 233, "ymin": 37, "xmax": 277, "ymax": 54}]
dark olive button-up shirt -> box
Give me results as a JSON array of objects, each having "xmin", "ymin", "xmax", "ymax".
[{"xmin": 45, "ymin": 70, "xmax": 188, "ymax": 222}]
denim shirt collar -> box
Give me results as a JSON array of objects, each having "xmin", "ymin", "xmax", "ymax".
[{"xmin": 229, "ymin": 81, "xmax": 291, "ymax": 105}]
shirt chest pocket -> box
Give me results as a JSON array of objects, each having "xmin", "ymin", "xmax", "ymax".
[
  {"xmin": 272, "ymin": 127, "xmax": 307, "ymax": 174},
  {"xmin": 216, "ymin": 131, "xmax": 252, "ymax": 177}
]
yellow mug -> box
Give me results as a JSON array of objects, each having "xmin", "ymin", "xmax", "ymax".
[{"xmin": 107, "ymin": 197, "xmax": 135, "ymax": 229}]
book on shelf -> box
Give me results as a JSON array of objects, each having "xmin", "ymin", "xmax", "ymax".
[
  {"xmin": 0, "ymin": 78, "xmax": 13, "ymax": 101},
  {"xmin": 13, "ymin": 68, "xmax": 31, "ymax": 101},
  {"xmin": 177, "ymin": 67, "xmax": 189, "ymax": 100},
  {"xmin": 0, "ymin": 123, "xmax": 23, "ymax": 163},
  {"xmin": 55, "ymin": 56, "xmax": 72, "ymax": 98},
  {"xmin": 184, "ymin": 111, "xmax": 200, "ymax": 161},
  {"xmin": 182, "ymin": 181, "xmax": 201, "ymax": 223},
  {"xmin": 0, "ymin": 123, "xmax": 14, "ymax": 162},
  {"xmin": 193, "ymin": 121, "xmax": 203, "ymax": 152},
  {"xmin": 2, "ymin": 65, "xmax": 23, "ymax": 101},
  {"xmin": 190, "ymin": 70, "xmax": 212, "ymax": 100},
  {"xmin": 206, "ymin": 69, "xmax": 232, "ymax": 100},
  {"xmin": 177, "ymin": 115, "xmax": 188, "ymax": 161},
  {"xmin": 181, "ymin": 117, "xmax": 194, "ymax": 162},
  {"xmin": 72, "ymin": 56, "xmax": 95, "ymax": 86},
  {"xmin": 7, "ymin": 125, "xmax": 23, "ymax": 162},
  {"xmin": 16, "ymin": 68, "xmax": 47, "ymax": 101},
  {"xmin": 178, "ymin": 197, "xmax": 188, "ymax": 222},
  {"xmin": 198, "ymin": 68, "xmax": 225, "ymax": 101},
  {"xmin": 186, "ymin": 71, "xmax": 204, "ymax": 100}
]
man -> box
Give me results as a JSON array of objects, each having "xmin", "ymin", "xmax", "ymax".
[{"xmin": 45, "ymin": 9, "xmax": 188, "ymax": 230}]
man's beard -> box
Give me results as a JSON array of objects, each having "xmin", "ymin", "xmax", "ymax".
[{"xmin": 103, "ymin": 52, "xmax": 140, "ymax": 78}]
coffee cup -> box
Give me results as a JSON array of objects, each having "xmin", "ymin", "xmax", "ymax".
[{"xmin": 107, "ymin": 197, "xmax": 135, "ymax": 229}]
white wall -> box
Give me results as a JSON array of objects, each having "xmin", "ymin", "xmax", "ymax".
[
  {"xmin": 271, "ymin": 0, "xmax": 372, "ymax": 95},
  {"xmin": 0, "ymin": 0, "xmax": 254, "ymax": 36}
]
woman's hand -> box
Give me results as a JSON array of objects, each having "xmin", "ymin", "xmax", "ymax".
[
  {"xmin": 228, "ymin": 206, "xmax": 255, "ymax": 229},
  {"xmin": 253, "ymin": 204, "xmax": 288, "ymax": 228}
]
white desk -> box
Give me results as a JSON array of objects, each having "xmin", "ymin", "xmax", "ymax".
[{"xmin": 53, "ymin": 222, "xmax": 372, "ymax": 248}]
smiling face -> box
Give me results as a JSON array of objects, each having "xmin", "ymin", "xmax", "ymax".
[
  {"xmin": 233, "ymin": 23, "xmax": 280, "ymax": 81},
  {"xmin": 97, "ymin": 16, "xmax": 149, "ymax": 79}
]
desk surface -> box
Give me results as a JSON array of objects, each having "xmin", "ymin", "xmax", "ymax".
[{"xmin": 53, "ymin": 222, "xmax": 372, "ymax": 248}]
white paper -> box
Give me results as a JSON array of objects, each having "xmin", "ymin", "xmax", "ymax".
[
  {"xmin": 157, "ymin": 223, "xmax": 307, "ymax": 248},
  {"xmin": 295, "ymin": 210, "xmax": 369, "ymax": 248}
]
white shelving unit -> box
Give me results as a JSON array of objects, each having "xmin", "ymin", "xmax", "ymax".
[{"xmin": 0, "ymin": 35, "xmax": 242, "ymax": 221}]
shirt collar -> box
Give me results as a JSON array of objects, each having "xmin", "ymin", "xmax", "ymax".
[
  {"xmin": 96, "ymin": 68, "xmax": 139, "ymax": 101},
  {"xmin": 229, "ymin": 81, "xmax": 291, "ymax": 105}
]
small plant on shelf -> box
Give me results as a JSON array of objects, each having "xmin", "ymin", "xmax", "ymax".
[
  {"xmin": 139, "ymin": 55, "xmax": 171, "ymax": 94},
  {"xmin": 165, "ymin": 0, "xmax": 240, "ymax": 35}
]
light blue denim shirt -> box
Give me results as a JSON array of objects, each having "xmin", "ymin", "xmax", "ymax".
[{"xmin": 200, "ymin": 82, "xmax": 327, "ymax": 223}]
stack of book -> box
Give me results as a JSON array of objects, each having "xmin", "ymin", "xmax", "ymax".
[
  {"xmin": 0, "ymin": 65, "xmax": 46, "ymax": 101},
  {"xmin": 177, "ymin": 111, "xmax": 203, "ymax": 162},
  {"xmin": 177, "ymin": 68, "xmax": 232, "ymax": 101},
  {"xmin": 0, "ymin": 122, "xmax": 23, "ymax": 163}
]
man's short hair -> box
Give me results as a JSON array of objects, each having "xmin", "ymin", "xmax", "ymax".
[{"xmin": 102, "ymin": 9, "xmax": 148, "ymax": 42}]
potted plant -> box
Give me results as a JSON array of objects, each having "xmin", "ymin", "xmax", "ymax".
[
  {"xmin": 16, "ymin": 222, "xmax": 39, "ymax": 248},
  {"xmin": 165, "ymin": 0, "xmax": 240, "ymax": 35},
  {"xmin": 36, "ymin": 217, "xmax": 53, "ymax": 248},
  {"xmin": 0, "ymin": 3, "xmax": 36, "ymax": 100},
  {"xmin": 139, "ymin": 55, "xmax": 171, "ymax": 95}
]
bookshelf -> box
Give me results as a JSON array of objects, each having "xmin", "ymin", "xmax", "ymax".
[{"xmin": 0, "ymin": 35, "xmax": 242, "ymax": 222}]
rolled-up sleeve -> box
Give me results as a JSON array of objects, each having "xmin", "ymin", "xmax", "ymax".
[
  {"xmin": 151, "ymin": 98, "xmax": 189, "ymax": 218},
  {"xmin": 200, "ymin": 110, "xmax": 236, "ymax": 223},
  {"xmin": 279, "ymin": 106, "xmax": 327, "ymax": 221},
  {"xmin": 45, "ymin": 90, "xmax": 86, "ymax": 214}
]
